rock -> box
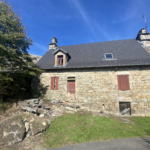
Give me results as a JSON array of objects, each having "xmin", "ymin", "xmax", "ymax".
[
  {"xmin": 43, "ymin": 106, "xmax": 51, "ymax": 110},
  {"xmin": 63, "ymin": 102, "xmax": 80, "ymax": 109},
  {"xmin": 36, "ymin": 100, "xmax": 43, "ymax": 108},
  {"xmin": 66, "ymin": 111, "xmax": 75, "ymax": 114},
  {"xmin": 18, "ymin": 102, "xmax": 31, "ymax": 108},
  {"xmin": 21, "ymin": 107, "xmax": 38, "ymax": 113},
  {"xmin": 0, "ymin": 115, "xmax": 26, "ymax": 146},
  {"xmin": 25, "ymin": 122, "xmax": 30, "ymax": 132},
  {"xmin": 26, "ymin": 99, "xmax": 40, "ymax": 104},
  {"xmin": 38, "ymin": 108, "xmax": 48, "ymax": 114},
  {"xmin": 51, "ymin": 100, "xmax": 60, "ymax": 104},
  {"xmin": 29, "ymin": 118, "xmax": 35, "ymax": 123},
  {"xmin": 39, "ymin": 114, "xmax": 44, "ymax": 118},
  {"xmin": 29, "ymin": 120, "xmax": 50, "ymax": 136},
  {"xmin": 65, "ymin": 107, "xmax": 76, "ymax": 111},
  {"xmin": 30, "ymin": 103, "xmax": 38, "ymax": 107},
  {"xmin": 52, "ymin": 113, "xmax": 57, "ymax": 117}
]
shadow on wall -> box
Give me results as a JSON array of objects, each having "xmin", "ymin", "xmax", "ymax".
[{"xmin": 31, "ymin": 76, "xmax": 49, "ymax": 99}]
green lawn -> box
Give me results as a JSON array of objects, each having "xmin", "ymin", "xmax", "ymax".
[{"xmin": 43, "ymin": 112, "xmax": 150, "ymax": 148}]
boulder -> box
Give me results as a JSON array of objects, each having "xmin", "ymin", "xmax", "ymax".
[
  {"xmin": 21, "ymin": 107, "xmax": 38, "ymax": 113},
  {"xmin": 27, "ymin": 120, "xmax": 50, "ymax": 137},
  {"xmin": 0, "ymin": 115, "xmax": 26, "ymax": 146}
]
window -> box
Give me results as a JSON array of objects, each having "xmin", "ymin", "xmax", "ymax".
[
  {"xmin": 57, "ymin": 55, "xmax": 63, "ymax": 66},
  {"xmin": 119, "ymin": 102, "xmax": 131, "ymax": 116},
  {"xmin": 105, "ymin": 53, "xmax": 113, "ymax": 59},
  {"xmin": 51, "ymin": 77, "xmax": 59, "ymax": 90},
  {"xmin": 117, "ymin": 75, "xmax": 130, "ymax": 91}
]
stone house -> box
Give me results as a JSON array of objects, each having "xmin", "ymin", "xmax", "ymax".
[{"xmin": 34, "ymin": 29, "xmax": 150, "ymax": 116}]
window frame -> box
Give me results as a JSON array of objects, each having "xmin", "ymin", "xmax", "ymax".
[
  {"xmin": 57, "ymin": 55, "xmax": 63, "ymax": 66},
  {"xmin": 104, "ymin": 53, "xmax": 114, "ymax": 59}
]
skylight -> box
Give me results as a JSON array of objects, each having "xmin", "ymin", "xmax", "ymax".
[{"xmin": 105, "ymin": 53, "xmax": 113, "ymax": 59}]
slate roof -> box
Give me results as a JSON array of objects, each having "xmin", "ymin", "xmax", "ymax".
[
  {"xmin": 52, "ymin": 48, "xmax": 71, "ymax": 57},
  {"xmin": 36, "ymin": 39, "xmax": 150, "ymax": 70}
]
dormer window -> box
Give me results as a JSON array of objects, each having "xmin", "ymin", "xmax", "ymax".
[
  {"xmin": 57, "ymin": 55, "xmax": 63, "ymax": 66},
  {"xmin": 53, "ymin": 48, "xmax": 71, "ymax": 67},
  {"xmin": 105, "ymin": 53, "xmax": 113, "ymax": 59}
]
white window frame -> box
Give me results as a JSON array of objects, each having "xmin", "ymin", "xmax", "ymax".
[{"xmin": 104, "ymin": 53, "xmax": 114, "ymax": 59}]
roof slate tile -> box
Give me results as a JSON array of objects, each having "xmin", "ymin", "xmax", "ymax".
[{"xmin": 36, "ymin": 39, "xmax": 150, "ymax": 69}]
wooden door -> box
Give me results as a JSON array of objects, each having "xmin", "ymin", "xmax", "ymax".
[{"xmin": 67, "ymin": 80, "xmax": 75, "ymax": 94}]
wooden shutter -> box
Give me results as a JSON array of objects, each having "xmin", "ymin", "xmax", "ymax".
[
  {"xmin": 51, "ymin": 77, "xmax": 54, "ymax": 90},
  {"xmin": 117, "ymin": 75, "xmax": 121, "ymax": 90},
  {"xmin": 117, "ymin": 75, "xmax": 130, "ymax": 90},
  {"xmin": 124, "ymin": 75, "xmax": 130, "ymax": 90},
  {"xmin": 55, "ymin": 77, "xmax": 59, "ymax": 90}
]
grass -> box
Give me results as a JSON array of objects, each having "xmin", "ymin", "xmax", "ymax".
[{"xmin": 43, "ymin": 112, "xmax": 150, "ymax": 148}]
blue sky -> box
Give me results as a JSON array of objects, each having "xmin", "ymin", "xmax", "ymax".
[{"xmin": 9, "ymin": 0, "xmax": 150, "ymax": 56}]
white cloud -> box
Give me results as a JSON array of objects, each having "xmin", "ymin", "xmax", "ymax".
[
  {"xmin": 70, "ymin": 0, "xmax": 97, "ymax": 39},
  {"xmin": 68, "ymin": 0, "xmax": 111, "ymax": 41}
]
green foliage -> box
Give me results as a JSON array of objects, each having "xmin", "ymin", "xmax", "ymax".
[
  {"xmin": 0, "ymin": 99, "xmax": 7, "ymax": 114},
  {"xmin": 44, "ymin": 113, "xmax": 150, "ymax": 148},
  {"xmin": 0, "ymin": 1, "xmax": 42, "ymax": 101}
]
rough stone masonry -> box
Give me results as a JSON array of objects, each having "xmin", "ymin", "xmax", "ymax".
[{"xmin": 32, "ymin": 66, "xmax": 150, "ymax": 117}]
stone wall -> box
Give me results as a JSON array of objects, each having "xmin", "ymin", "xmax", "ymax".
[{"xmin": 32, "ymin": 66, "xmax": 150, "ymax": 116}]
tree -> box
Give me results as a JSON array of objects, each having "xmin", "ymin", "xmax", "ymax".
[{"xmin": 0, "ymin": 1, "xmax": 42, "ymax": 101}]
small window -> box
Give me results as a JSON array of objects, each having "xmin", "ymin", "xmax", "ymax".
[
  {"xmin": 119, "ymin": 102, "xmax": 131, "ymax": 116},
  {"xmin": 117, "ymin": 75, "xmax": 130, "ymax": 91},
  {"xmin": 57, "ymin": 55, "xmax": 63, "ymax": 66},
  {"xmin": 105, "ymin": 53, "xmax": 113, "ymax": 59}
]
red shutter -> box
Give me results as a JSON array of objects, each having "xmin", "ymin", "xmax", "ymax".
[
  {"xmin": 51, "ymin": 77, "xmax": 54, "ymax": 90},
  {"xmin": 123, "ymin": 75, "xmax": 130, "ymax": 90},
  {"xmin": 117, "ymin": 75, "xmax": 130, "ymax": 90},
  {"xmin": 55, "ymin": 77, "xmax": 59, "ymax": 90}
]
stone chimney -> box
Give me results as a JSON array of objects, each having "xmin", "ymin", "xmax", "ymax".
[
  {"xmin": 136, "ymin": 28, "xmax": 150, "ymax": 54},
  {"xmin": 49, "ymin": 37, "xmax": 57, "ymax": 50}
]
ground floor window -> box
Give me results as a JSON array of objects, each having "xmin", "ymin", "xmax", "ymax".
[{"xmin": 119, "ymin": 102, "xmax": 131, "ymax": 116}]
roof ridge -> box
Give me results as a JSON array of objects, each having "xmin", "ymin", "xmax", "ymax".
[{"xmin": 57, "ymin": 38, "xmax": 136, "ymax": 47}]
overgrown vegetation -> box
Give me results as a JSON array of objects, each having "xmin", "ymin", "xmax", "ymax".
[
  {"xmin": 44, "ymin": 113, "xmax": 150, "ymax": 148},
  {"xmin": 0, "ymin": 99, "xmax": 7, "ymax": 114},
  {"xmin": 0, "ymin": 1, "xmax": 42, "ymax": 102}
]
